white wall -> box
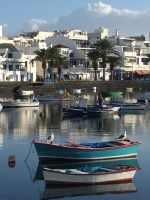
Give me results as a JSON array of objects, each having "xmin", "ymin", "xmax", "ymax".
[{"xmin": 0, "ymin": 25, "xmax": 2, "ymax": 37}]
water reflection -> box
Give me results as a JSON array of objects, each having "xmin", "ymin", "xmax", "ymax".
[
  {"xmin": 0, "ymin": 92, "xmax": 148, "ymax": 200},
  {"xmin": 42, "ymin": 181, "xmax": 137, "ymax": 200}
]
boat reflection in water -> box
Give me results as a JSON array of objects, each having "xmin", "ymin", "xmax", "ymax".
[
  {"xmin": 42, "ymin": 181, "xmax": 137, "ymax": 200},
  {"xmin": 34, "ymin": 157, "xmax": 139, "ymax": 181}
]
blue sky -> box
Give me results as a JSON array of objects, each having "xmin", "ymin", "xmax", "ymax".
[{"xmin": 1, "ymin": 0, "xmax": 150, "ymax": 38}]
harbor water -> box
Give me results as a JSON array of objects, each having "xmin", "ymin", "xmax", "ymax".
[{"xmin": 0, "ymin": 92, "xmax": 150, "ymax": 200}]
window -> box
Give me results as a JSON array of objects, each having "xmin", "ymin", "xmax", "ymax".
[
  {"xmin": 15, "ymin": 65, "xmax": 19, "ymax": 70},
  {"xmin": 3, "ymin": 64, "xmax": 7, "ymax": 70},
  {"xmin": 70, "ymin": 53, "xmax": 73, "ymax": 58},
  {"xmin": 9, "ymin": 65, "xmax": 13, "ymax": 71},
  {"xmin": 8, "ymin": 53, "xmax": 13, "ymax": 58}
]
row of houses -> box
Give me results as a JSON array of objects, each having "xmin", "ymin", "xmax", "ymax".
[{"xmin": 0, "ymin": 25, "xmax": 150, "ymax": 82}]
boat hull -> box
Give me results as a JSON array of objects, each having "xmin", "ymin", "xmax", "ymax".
[
  {"xmin": 120, "ymin": 104, "xmax": 146, "ymax": 111},
  {"xmin": 43, "ymin": 167, "xmax": 137, "ymax": 185},
  {"xmin": 33, "ymin": 141, "xmax": 140, "ymax": 161},
  {"xmin": 0, "ymin": 101, "xmax": 39, "ymax": 108},
  {"xmin": 35, "ymin": 95, "xmax": 69, "ymax": 101}
]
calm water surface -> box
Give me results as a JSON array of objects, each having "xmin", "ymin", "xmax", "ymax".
[{"xmin": 0, "ymin": 93, "xmax": 150, "ymax": 200}]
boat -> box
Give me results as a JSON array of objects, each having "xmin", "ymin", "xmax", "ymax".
[
  {"xmin": 62, "ymin": 97, "xmax": 88, "ymax": 116},
  {"xmin": 109, "ymin": 100, "xmax": 146, "ymax": 111},
  {"xmin": 34, "ymin": 157, "xmax": 139, "ymax": 181},
  {"xmin": 86, "ymin": 105, "xmax": 120, "ymax": 117},
  {"xmin": 13, "ymin": 87, "xmax": 34, "ymax": 100},
  {"xmin": 42, "ymin": 181, "xmax": 137, "ymax": 199},
  {"xmin": 35, "ymin": 95, "xmax": 70, "ymax": 101},
  {"xmin": 63, "ymin": 97, "xmax": 120, "ymax": 117},
  {"xmin": 101, "ymin": 91, "xmax": 123, "ymax": 98},
  {"xmin": 119, "ymin": 103, "xmax": 146, "ymax": 111},
  {"xmin": 0, "ymin": 98, "xmax": 40, "ymax": 108},
  {"xmin": 135, "ymin": 92, "xmax": 150, "ymax": 102},
  {"xmin": 33, "ymin": 139, "xmax": 140, "ymax": 161},
  {"xmin": 43, "ymin": 164, "xmax": 139, "ymax": 185}
]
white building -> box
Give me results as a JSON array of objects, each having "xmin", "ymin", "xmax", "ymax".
[
  {"xmin": 0, "ymin": 43, "xmax": 37, "ymax": 82},
  {"xmin": 0, "ymin": 25, "xmax": 3, "ymax": 37}
]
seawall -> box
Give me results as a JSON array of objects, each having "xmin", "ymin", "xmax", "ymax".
[{"xmin": 0, "ymin": 80, "xmax": 149, "ymax": 96}]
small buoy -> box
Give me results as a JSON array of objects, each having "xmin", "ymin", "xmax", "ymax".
[{"xmin": 8, "ymin": 155, "xmax": 16, "ymax": 168}]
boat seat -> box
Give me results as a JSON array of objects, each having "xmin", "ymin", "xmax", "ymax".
[
  {"xmin": 91, "ymin": 143, "xmax": 103, "ymax": 148},
  {"xmin": 99, "ymin": 167, "xmax": 116, "ymax": 172},
  {"xmin": 105, "ymin": 142, "xmax": 118, "ymax": 147}
]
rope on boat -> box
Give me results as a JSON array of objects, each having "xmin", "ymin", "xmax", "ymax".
[{"xmin": 24, "ymin": 142, "xmax": 33, "ymax": 162}]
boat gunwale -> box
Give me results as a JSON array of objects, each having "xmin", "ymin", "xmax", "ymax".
[
  {"xmin": 44, "ymin": 166, "xmax": 139, "ymax": 176},
  {"xmin": 33, "ymin": 140, "xmax": 141, "ymax": 151}
]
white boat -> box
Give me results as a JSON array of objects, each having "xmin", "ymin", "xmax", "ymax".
[
  {"xmin": 20, "ymin": 90, "xmax": 34, "ymax": 96},
  {"xmin": 110, "ymin": 101, "xmax": 146, "ymax": 111},
  {"xmin": 135, "ymin": 92, "xmax": 150, "ymax": 102},
  {"xmin": 42, "ymin": 181, "xmax": 136, "ymax": 199},
  {"xmin": 43, "ymin": 165, "xmax": 138, "ymax": 185},
  {"xmin": 0, "ymin": 99, "xmax": 40, "ymax": 108},
  {"xmin": 119, "ymin": 103, "xmax": 146, "ymax": 111},
  {"xmin": 35, "ymin": 95, "xmax": 70, "ymax": 101}
]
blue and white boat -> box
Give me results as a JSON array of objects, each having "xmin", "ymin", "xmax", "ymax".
[
  {"xmin": 33, "ymin": 139, "xmax": 140, "ymax": 161},
  {"xmin": 34, "ymin": 157, "xmax": 139, "ymax": 181},
  {"xmin": 43, "ymin": 164, "xmax": 139, "ymax": 185}
]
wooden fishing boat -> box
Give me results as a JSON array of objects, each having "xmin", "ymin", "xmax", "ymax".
[
  {"xmin": 0, "ymin": 99, "xmax": 40, "ymax": 108},
  {"xmin": 34, "ymin": 157, "xmax": 139, "ymax": 181},
  {"xmin": 119, "ymin": 103, "xmax": 146, "ymax": 111},
  {"xmin": 33, "ymin": 139, "xmax": 140, "ymax": 161},
  {"xmin": 43, "ymin": 164, "xmax": 139, "ymax": 185},
  {"xmin": 63, "ymin": 97, "xmax": 120, "ymax": 117},
  {"xmin": 101, "ymin": 91, "xmax": 123, "ymax": 98},
  {"xmin": 135, "ymin": 92, "xmax": 150, "ymax": 102},
  {"xmin": 86, "ymin": 105, "xmax": 120, "ymax": 117},
  {"xmin": 42, "ymin": 181, "xmax": 137, "ymax": 199},
  {"xmin": 109, "ymin": 100, "xmax": 146, "ymax": 111}
]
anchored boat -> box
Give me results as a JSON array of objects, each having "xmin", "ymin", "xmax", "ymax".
[{"xmin": 33, "ymin": 139, "xmax": 140, "ymax": 161}]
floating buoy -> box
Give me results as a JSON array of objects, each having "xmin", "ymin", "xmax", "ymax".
[{"xmin": 8, "ymin": 155, "xmax": 16, "ymax": 168}]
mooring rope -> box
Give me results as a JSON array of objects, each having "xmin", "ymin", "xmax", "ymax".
[{"xmin": 24, "ymin": 142, "xmax": 33, "ymax": 162}]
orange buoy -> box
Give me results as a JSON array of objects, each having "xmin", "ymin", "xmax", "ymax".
[{"xmin": 8, "ymin": 155, "xmax": 16, "ymax": 168}]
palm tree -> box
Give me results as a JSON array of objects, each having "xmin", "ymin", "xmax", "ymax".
[
  {"xmin": 107, "ymin": 55, "xmax": 122, "ymax": 80},
  {"xmin": 33, "ymin": 48, "xmax": 49, "ymax": 80},
  {"xmin": 55, "ymin": 56, "xmax": 67, "ymax": 81},
  {"xmin": 94, "ymin": 38, "xmax": 119, "ymax": 80},
  {"xmin": 88, "ymin": 49, "xmax": 99, "ymax": 80},
  {"xmin": 47, "ymin": 47, "xmax": 61, "ymax": 80}
]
